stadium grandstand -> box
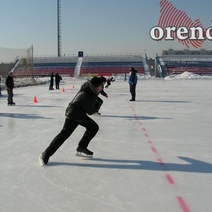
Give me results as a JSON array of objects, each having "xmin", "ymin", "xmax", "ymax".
[
  {"xmin": 80, "ymin": 54, "xmax": 145, "ymax": 77},
  {"xmin": 163, "ymin": 55, "xmax": 212, "ymax": 75},
  {"xmin": 14, "ymin": 56, "xmax": 78, "ymax": 77},
  {"xmin": 3, "ymin": 46, "xmax": 212, "ymax": 79},
  {"xmin": 30, "ymin": 54, "xmax": 145, "ymax": 77},
  {"xmin": 2, "ymin": 51, "xmax": 147, "ymax": 78},
  {"xmin": 155, "ymin": 49, "xmax": 212, "ymax": 77}
]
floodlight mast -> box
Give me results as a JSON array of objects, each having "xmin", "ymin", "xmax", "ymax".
[{"xmin": 57, "ymin": 0, "xmax": 62, "ymax": 57}]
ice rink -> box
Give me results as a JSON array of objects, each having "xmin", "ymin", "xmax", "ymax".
[{"xmin": 0, "ymin": 76, "xmax": 212, "ymax": 212}]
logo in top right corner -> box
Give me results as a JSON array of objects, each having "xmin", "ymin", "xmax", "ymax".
[{"xmin": 149, "ymin": 0, "xmax": 212, "ymax": 48}]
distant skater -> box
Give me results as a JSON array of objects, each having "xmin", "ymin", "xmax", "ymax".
[
  {"xmin": 6, "ymin": 72, "xmax": 15, "ymax": 105},
  {"xmin": 105, "ymin": 77, "xmax": 115, "ymax": 88},
  {"xmin": 55, "ymin": 72, "xmax": 62, "ymax": 89},
  {"xmin": 94, "ymin": 76, "xmax": 108, "ymax": 115},
  {"xmin": 49, "ymin": 72, "xmax": 54, "ymax": 90},
  {"xmin": 128, "ymin": 67, "xmax": 138, "ymax": 101},
  {"xmin": 39, "ymin": 76, "xmax": 104, "ymax": 165}
]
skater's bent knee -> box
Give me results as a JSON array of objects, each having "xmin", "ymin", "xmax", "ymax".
[
  {"xmin": 91, "ymin": 123, "xmax": 99, "ymax": 133},
  {"xmin": 94, "ymin": 123, "xmax": 99, "ymax": 132}
]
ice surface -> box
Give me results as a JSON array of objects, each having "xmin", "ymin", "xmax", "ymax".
[{"xmin": 0, "ymin": 73, "xmax": 212, "ymax": 212}]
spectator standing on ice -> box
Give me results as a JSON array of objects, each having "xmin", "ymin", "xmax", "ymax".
[
  {"xmin": 55, "ymin": 72, "xmax": 62, "ymax": 89},
  {"xmin": 49, "ymin": 72, "xmax": 54, "ymax": 90},
  {"xmin": 6, "ymin": 72, "xmax": 15, "ymax": 105},
  {"xmin": 39, "ymin": 76, "xmax": 104, "ymax": 166},
  {"xmin": 0, "ymin": 76, "xmax": 2, "ymax": 96},
  {"xmin": 128, "ymin": 67, "xmax": 138, "ymax": 101}
]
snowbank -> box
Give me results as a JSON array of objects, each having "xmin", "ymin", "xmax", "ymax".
[{"xmin": 164, "ymin": 71, "xmax": 212, "ymax": 80}]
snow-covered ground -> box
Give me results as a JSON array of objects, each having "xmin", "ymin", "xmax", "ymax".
[{"xmin": 0, "ymin": 72, "xmax": 212, "ymax": 212}]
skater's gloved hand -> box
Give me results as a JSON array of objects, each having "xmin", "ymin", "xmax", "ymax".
[{"xmin": 95, "ymin": 99, "xmax": 102, "ymax": 107}]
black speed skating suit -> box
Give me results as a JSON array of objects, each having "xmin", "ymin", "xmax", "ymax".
[{"xmin": 44, "ymin": 80, "xmax": 103, "ymax": 157}]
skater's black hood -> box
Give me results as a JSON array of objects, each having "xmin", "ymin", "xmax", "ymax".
[
  {"xmin": 80, "ymin": 80, "xmax": 99, "ymax": 96},
  {"xmin": 65, "ymin": 81, "xmax": 102, "ymax": 122}
]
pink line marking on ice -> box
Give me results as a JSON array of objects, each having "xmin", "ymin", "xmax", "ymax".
[
  {"xmin": 165, "ymin": 174, "xmax": 175, "ymax": 184},
  {"xmin": 151, "ymin": 146, "xmax": 157, "ymax": 153},
  {"xmin": 157, "ymin": 158, "xmax": 164, "ymax": 165},
  {"xmin": 177, "ymin": 196, "xmax": 191, "ymax": 212},
  {"xmin": 128, "ymin": 100, "xmax": 192, "ymax": 212},
  {"xmin": 148, "ymin": 139, "xmax": 152, "ymax": 144},
  {"xmin": 144, "ymin": 133, "xmax": 149, "ymax": 138}
]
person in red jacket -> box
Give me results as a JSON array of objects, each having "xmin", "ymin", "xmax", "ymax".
[{"xmin": 39, "ymin": 76, "xmax": 104, "ymax": 166}]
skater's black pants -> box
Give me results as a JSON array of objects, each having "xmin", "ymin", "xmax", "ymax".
[
  {"xmin": 55, "ymin": 82, "xmax": 60, "ymax": 89},
  {"xmin": 96, "ymin": 97, "xmax": 103, "ymax": 112},
  {"xmin": 45, "ymin": 116, "xmax": 99, "ymax": 157},
  {"xmin": 49, "ymin": 82, "xmax": 54, "ymax": 90},
  {"xmin": 129, "ymin": 83, "xmax": 136, "ymax": 100},
  {"xmin": 7, "ymin": 88, "xmax": 14, "ymax": 103}
]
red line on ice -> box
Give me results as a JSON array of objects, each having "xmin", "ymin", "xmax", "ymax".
[
  {"xmin": 177, "ymin": 196, "xmax": 191, "ymax": 212},
  {"xmin": 165, "ymin": 174, "xmax": 175, "ymax": 184}
]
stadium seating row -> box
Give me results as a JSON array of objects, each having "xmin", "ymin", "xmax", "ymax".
[{"xmin": 13, "ymin": 59, "xmax": 145, "ymax": 77}]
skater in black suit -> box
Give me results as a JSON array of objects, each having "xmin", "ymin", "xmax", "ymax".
[
  {"xmin": 105, "ymin": 76, "xmax": 115, "ymax": 88},
  {"xmin": 6, "ymin": 72, "xmax": 15, "ymax": 105},
  {"xmin": 39, "ymin": 76, "xmax": 104, "ymax": 165},
  {"xmin": 49, "ymin": 72, "xmax": 54, "ymax": 90},
  {"xmin": 94, "ymin": 76, "xmax": 108, "ymax": 115},
  {"xmin": 55, "ymin": 72, "xmax": 62, "ymax": 89}
]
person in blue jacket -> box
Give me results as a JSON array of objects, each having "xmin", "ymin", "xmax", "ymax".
[{"xmin": 128, "ymin": 67, "xmax": 138, "ymax": 101}]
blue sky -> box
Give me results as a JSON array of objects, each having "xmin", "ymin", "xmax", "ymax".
[{"xmin": 0, "ymin": 0, "xmax": 211, "ymax": 58}]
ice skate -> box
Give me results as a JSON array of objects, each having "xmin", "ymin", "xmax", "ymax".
[
  {"xmin": 8, "ymin": 102, "xmax": 15, "ymax": 106},
  {"xmin": 94, "ymin": 112, "xmax": 101, "ymax": 116},
  {"xmin": 39, "ymin": 152, "xmax": 49, "ymax": 166},
  {"xmin": 76, "ymin": 147, "xmax": 93, "ymax": 158}
]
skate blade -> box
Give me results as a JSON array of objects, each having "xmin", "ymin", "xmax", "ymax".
[
  {"xmin": 75, "ymin": 152, "xmax": 93, "ymax": 159},
  {"xmin": 39, "ymin": 155, "xmax": 45, "ymax": 166},
  {"xmin": 93, "ymin": 113, "xmax": 101, "ymax": 116}
]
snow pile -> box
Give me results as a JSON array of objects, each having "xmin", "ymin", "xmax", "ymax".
[
  {"xmin": 14, "ymin": 77, "xmax": 48, "ymax": 87},
  {"xmin": 0, "ymin": 77, "xmax": 48, "ymax": 90},
  {"xmin": 164, "ymin": 71, "xmax": 212, "ymax": 80}
]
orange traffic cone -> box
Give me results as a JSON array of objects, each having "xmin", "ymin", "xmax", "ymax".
[
  {"xmin": 33, "ymin": 96, "xmax": 38, "ymax": 103},
  {"xmin": 62, "ymin": 88, "xmax": 65, "ymax": 92}
]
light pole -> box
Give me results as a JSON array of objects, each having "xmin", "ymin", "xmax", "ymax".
[{"xmin": 57, "ymin": 0, "xmax": 62, "ymax": 57}]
